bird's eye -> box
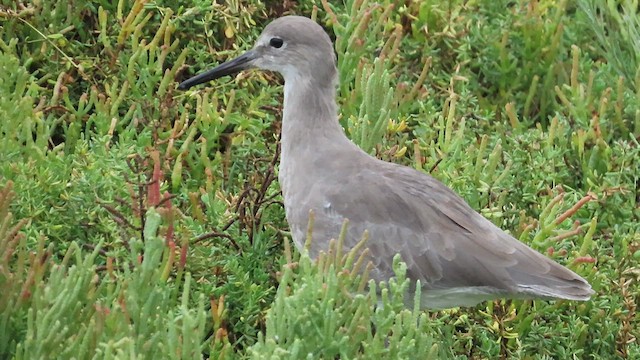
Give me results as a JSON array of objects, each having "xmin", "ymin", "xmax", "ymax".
[{"xmin": 269, "ymin": 37, "xmax": 284, "ymax": 48}]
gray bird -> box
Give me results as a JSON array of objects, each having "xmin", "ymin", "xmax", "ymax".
[{"xmin": 178, "ymin": 16, "xmax": 594, "ymax": 309}]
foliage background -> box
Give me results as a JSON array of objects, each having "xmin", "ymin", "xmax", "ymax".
[{"xmin": 0, "ymin": 0, "xmax": 638, "ymax": 358}]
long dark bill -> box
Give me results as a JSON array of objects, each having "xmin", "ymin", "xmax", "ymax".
[{"xmin": 177, "ymin": 50, "xmax": 257, "ymax": 90}]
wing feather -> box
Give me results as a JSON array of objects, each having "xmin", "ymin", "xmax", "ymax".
[{"xmin": 300, "ymin": 157, "xmax": 593, "ymax": 308}]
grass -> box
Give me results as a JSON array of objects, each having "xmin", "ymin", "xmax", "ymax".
[{"xmin": 0, "ymin": 0, "xmax": 638, "ymax": 358}]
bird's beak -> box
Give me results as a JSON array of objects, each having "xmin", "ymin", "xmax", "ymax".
[{"xmin": 178, "ymin": 49, "xmax": 258, "ymax": 90}]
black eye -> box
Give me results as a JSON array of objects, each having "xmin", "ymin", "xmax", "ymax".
[{"xmin": 269, "ymin": 37, "xmax": 284, "ymax": 48}]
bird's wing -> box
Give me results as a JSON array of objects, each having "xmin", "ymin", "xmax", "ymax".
[{"xmin": 317, "ymin": 159, "xmax": 592, "ymax": 307}]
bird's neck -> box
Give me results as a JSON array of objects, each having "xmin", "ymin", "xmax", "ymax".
[{"xmin": 280, "ymin": 76, "xmax": 350, "ymax": 157}]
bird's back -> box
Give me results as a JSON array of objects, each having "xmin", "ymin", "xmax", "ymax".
[{"xmin": 283, "ymin": 149, "xmax": 593, "ymax": 309}]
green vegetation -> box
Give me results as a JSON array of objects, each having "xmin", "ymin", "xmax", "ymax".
[{"xmin": 1, "ymin": 0, "xmax": 638, "ymax": 358}]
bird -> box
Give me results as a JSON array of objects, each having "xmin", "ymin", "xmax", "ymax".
[{"xmin": 178, "ymin": 15, "xmax": 594, "ymax": 309}]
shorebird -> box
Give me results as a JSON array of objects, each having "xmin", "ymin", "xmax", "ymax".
[{"xmin": 178, "ymin": 16, "xmax": 594, "ymax": 309}]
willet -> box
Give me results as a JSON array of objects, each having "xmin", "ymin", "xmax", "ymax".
[{"xmin": 178, "ymin": 16, "xmax": 594, "ymax": 309}]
